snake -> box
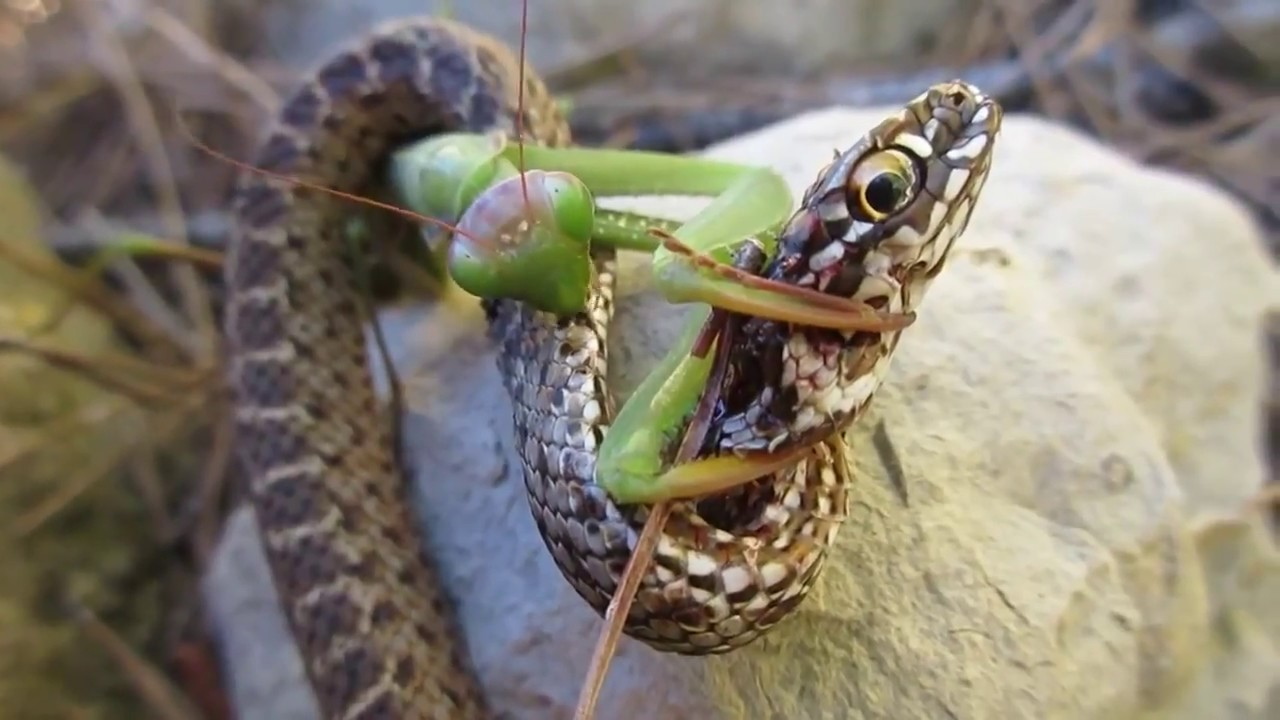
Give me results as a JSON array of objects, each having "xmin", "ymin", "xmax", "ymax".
[{"xmin": 223, "ymin": 16, "xmax": 1001, "ymax": 720}]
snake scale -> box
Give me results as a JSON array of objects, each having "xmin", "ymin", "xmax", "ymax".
[{"xmin": 224, "ymin": 16, "xmax": 1001, "ymax": 720}]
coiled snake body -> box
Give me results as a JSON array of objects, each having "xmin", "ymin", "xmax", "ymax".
[{"xmin": 225, "ymin": 17, "xmax": 1001, "ymax": 720}]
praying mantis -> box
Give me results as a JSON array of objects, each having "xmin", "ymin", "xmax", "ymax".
[{"xmin": 387, "ymin": 125, "xmax": 920, "ymax": 505}]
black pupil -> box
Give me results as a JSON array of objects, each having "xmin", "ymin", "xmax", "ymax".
[{"xmin": 865, "ymin": 173, "xmax": 905, "ymax": 214}]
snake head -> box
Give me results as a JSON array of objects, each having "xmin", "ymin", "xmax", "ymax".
[
  {"xmin": 699, "ymin": 83, "xmax": 1003, "ymax": 457},
  {"xmin": 767, "ymin": 81, "xmax": 1003, "ymax": 314}
]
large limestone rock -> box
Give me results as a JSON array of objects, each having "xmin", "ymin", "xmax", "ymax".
[{"xmin": 204, "ymin": 107, "xmax": 1278, "ymax": 719}]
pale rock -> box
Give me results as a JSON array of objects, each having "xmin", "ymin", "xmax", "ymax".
[{"xmin": 203, "ymin": 107, "xmax": 1278, "ymax": 720}]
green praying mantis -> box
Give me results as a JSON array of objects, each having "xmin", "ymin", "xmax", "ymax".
[{"xmin": 386, "ymin": 124, "xmax": 920, "ymax": 506}]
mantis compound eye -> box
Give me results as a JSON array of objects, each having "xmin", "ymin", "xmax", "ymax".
[{"xmin": 849, "ymin": 148, "xmax": 920, "ymax": 221}]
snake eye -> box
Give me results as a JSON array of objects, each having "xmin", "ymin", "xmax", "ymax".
[{"xmin": 849, "ymin": 148, "xmax": 919, "ymax": 221}]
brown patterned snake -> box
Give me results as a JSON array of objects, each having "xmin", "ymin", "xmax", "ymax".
[{"xmin": 223, "ymin": 16, "xmax": 1002, "ymax": 720}]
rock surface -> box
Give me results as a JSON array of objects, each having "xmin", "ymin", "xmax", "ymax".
[
  {"xmin": 204, "ymin": 107, "xmax": 1279, "ymax": 719},
  {"xmin": 260, "ymin": 0, "xmax": 979, "ymax": 78}
]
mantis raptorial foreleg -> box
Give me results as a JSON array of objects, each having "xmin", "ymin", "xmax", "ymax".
[{"xmin": 392, "ymin": 134, "xmax": 914, "ymax": 325}]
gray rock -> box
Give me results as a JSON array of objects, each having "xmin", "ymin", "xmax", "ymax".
[
  {"xmin": 260, "ymin": 1, "xmax": 980, "ymax": 78},
  {"xmin": 204, "ymin": 107, "xmax": 1278, "ymax": 719}
]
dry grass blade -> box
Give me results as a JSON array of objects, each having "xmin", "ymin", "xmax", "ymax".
[
  {"xmin": 12, "ymin": 435, "xmax": 138, "ymax": 537},
  {"xmin": 573, "ymin": 501, "xmax": 673, "ymax": 720},
  {"xmin": 0, "ymin": 237, "xmax": 192, "ymax": 358},
  {"xmin": 74, "ymin": 1, "xmax": 216, "ymax": 355},
  {"xmin": 143, "ymin": 6, "xmax": 279, "ymax": 116},
  {"xmin": 37, "ymin": 215, "xmax": 224, "ymax": 355},
  {"xmin": 99, "ymin": 250, "xmax": 208, "ymax": 353},
  {"xmin": 186, "ymin": 408, "xmax": 234, "ymax": 569},
  {"xmin": 951, "ymin": 0, "xmax": 1005, "ymax": 66},
  {"xmin": 0, "ymin": 397, "xmax": 128, "ymax": 470},
  {"xmin": 12, "ymin": 392, "xmax": 205, "ymax": 536},
  {"xmin": 543, "ymin": 7, "xmax": 693, "ymax": 92},
  {"xmin": 0, "ymin": 334, "xmax": 210, "ymax": 406},
  {"xmin": 126, "ymin": 449, "xmax": 179, "ymax": 543},
  {"xmin": 574, "ymin": 322, "xmax": 736, "ymax": 718},
  {"xmin": 991, "ymin": 0, "xmax": 1122, "ymax": 135},
  {"xmin": 69, "ymin": 601, "xmax": 203, "ymax": 720},
  {"xmin": 87, "ymin": 230, "xmax": 225, "ymax": 270}
]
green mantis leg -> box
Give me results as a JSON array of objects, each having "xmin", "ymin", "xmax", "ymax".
[
  {"xmin": 392, "ymin": 134, "xmax": 910, "ymax": 329},
  {"xmin": 540, "ymin": 146, "xmax": 913, "ymax": 334}
]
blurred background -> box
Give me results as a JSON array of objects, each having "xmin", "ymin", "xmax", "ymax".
[{"xmin": 0, "ymin": 0, "xmax": 1274, "ymax": 717}]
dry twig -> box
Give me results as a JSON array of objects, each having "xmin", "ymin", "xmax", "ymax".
[{"xmin": 75, "ymin": 1, "xmax": 217, "ymax": 356}]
